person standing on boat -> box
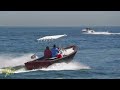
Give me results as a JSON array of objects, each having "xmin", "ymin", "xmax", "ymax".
[
  {"xmin": 44, "ymin": 46, "xmax": 52, "ymax": 58},
  {"xmin": 51, "ymin": 44, "xmax": 59, "ymax": 57}
]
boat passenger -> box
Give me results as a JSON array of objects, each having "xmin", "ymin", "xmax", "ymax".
[
  {"xmin": 51, "ymin": 44, "xmax": 59, "ymax": 57},
  {"xmin": 44, "ymin": 46, "xmax": 52, "ymax": 58},
  {"xmin": 57, "ymin": 51, "xmax": 63, "ymax": 58}
]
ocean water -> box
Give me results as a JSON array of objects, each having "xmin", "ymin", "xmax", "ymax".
[{"xmin": 0, "ymin": 26, "xmax": 120, "ymax": 79}]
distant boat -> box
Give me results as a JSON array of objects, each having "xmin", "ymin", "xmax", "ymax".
[{"xmin": 82, "ymin": 28, "xmax": 111, "ymax": 35}]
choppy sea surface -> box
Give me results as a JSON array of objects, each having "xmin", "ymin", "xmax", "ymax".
[{"xmin": 0, "ymin": 26, "xmax": 120, "ymax": 79}]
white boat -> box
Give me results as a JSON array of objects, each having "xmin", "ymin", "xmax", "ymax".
[{"xmin": 82, "ymin": 28, "xmax": 111, "ymax": 35}]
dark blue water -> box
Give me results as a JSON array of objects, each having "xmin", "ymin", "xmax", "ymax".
[{"xmin": 0, "ymin": 26, "xmax": 120, "ymax": 79}]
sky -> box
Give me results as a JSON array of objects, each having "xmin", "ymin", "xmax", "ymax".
[{"xmin": 0, "ymin": 11, "xmax": 120, "ymax": 27}]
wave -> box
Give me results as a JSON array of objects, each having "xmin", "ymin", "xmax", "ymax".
[
  {"xmin": 40, "ymin": 62, "xmax": 90, "ymax": 71},
  {"xmin": 14, "ymin": 61, "xmax": 90, "ymax": 74},
  {"xmin": 0, "ymin": 53, "xmax": 90, "ymax": 74},
  {"xmin": 0, "ymin": 61, "xmax": 90, "ymax": 74},
  {"xmin": 84, "ymin": 32, "xmax": 120, "ymax": 35},
  {"xmin": 0, "ymin": 53, "xmax": 34, "ymax": 68},
  {"xmin": 11, "ymin": 62, "xmax": 90, "ymax": 74}
]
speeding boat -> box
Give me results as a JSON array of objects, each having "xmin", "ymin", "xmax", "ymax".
[
  {"xmin": 82, "ymin": 28, "xmax": 111, "ymax": 35},
  {"xmin": 24, "ymin": 34, "xmax": 78, "ymax": 70},
  {"xmin": 24, "ymin": 45, "xmax": 77, "ymax": 70}
]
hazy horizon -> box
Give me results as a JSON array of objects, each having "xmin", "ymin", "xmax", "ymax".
[
  {"xmin": 0, "ymin": 25, "xmax": 120, "ymax": 27},
  {"xmin": 0, "ymin": 11, "xmax": 120, "ymax": 27}
]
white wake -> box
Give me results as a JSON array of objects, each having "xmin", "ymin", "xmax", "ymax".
[
  {"xmin": 0, "ymin": 53, "xmax": 34, "ymax": 68},
  {"xmin": 41, "ymin": 62, "xmax": 90, "ymax": 71},
  {"xmin": 84, "ymin": 32, "xmax": 120, "ymax": 35},
  {"xmin": 14, "ymin": 61, "xmax": 90, "ymax": 73},
  {"xmin": 0, "ymin": 53, "xmax": 90, "ymax": 74}
]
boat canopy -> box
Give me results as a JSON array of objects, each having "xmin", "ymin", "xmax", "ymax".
[{"xmin": 37, "ymin": 34, "xmax": 67, "ymax": 41}]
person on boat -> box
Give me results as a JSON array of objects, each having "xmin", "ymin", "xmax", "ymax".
[
  {"xmin": 44, "ymin": 46, "xmax": 52, "ymax": 58},
  {"xmin": 57, "ymin": 51, "xmax": 63, "ymax": 58},
  {"xmin": 51, "ymin": 44, "xmax": 59, "ymax": 57}
]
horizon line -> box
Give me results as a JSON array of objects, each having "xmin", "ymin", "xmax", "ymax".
[{"xmin": 0, "ymin": 25, "xmax": 120, "ymax": 27}]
